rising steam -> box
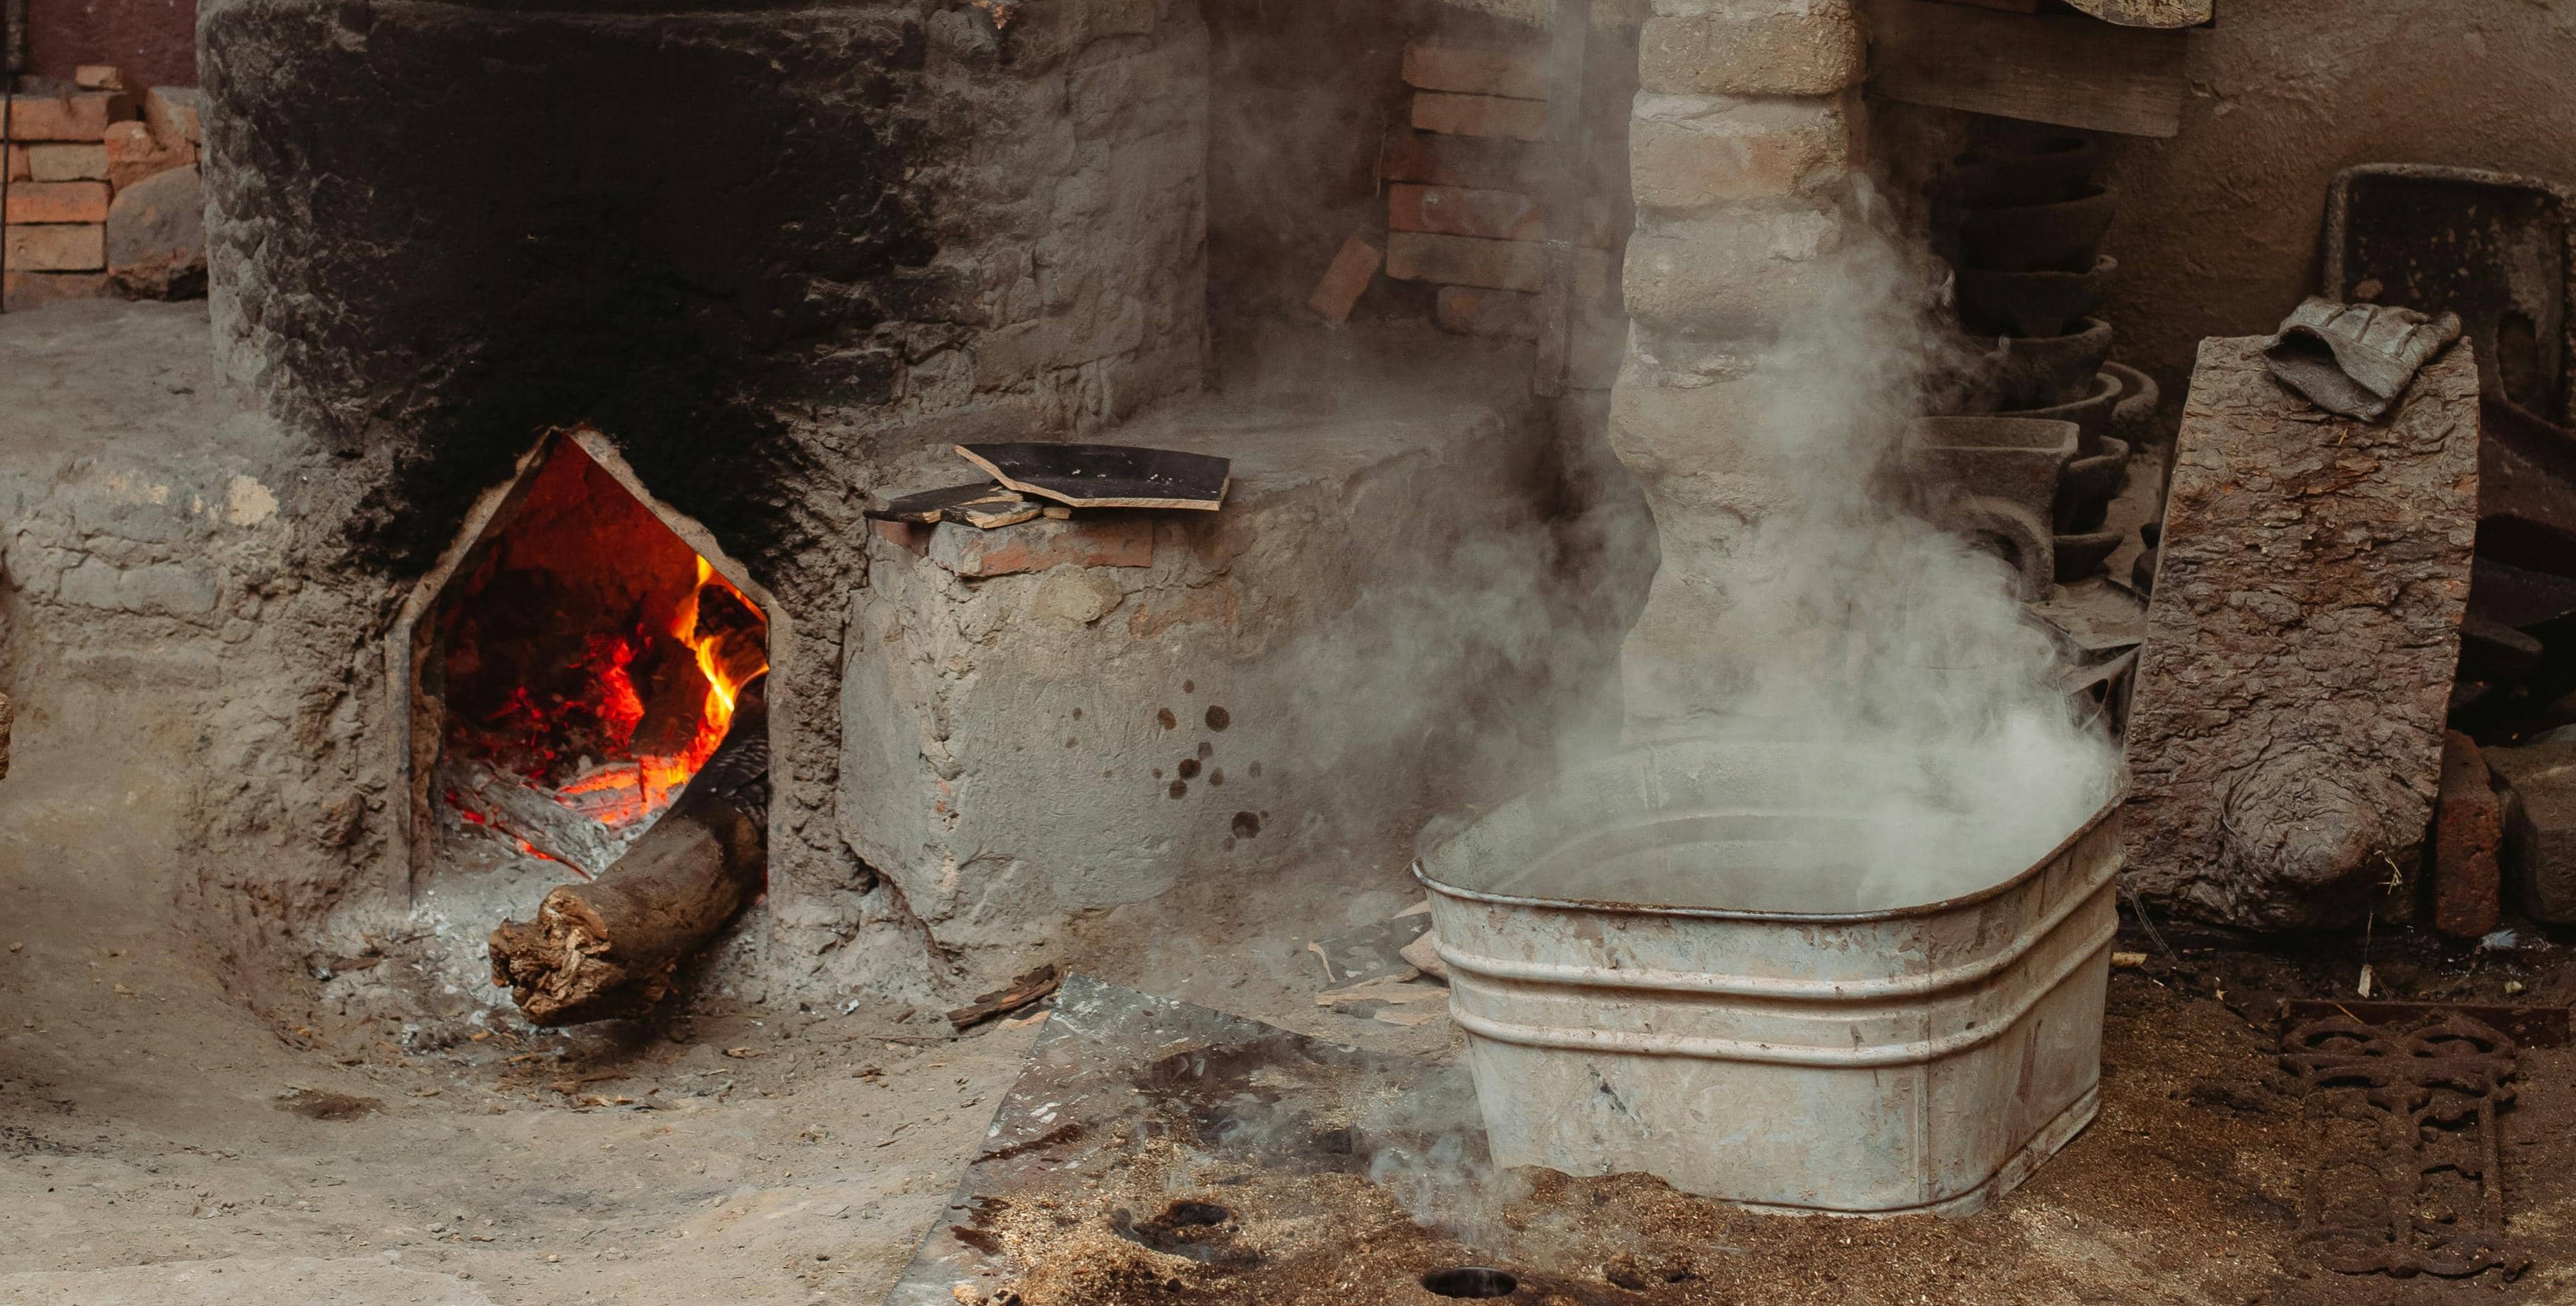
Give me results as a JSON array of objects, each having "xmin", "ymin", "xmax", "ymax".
[{"xmin": 1612, "ymin": 184, "xmax": 2121, "ymax": 910}]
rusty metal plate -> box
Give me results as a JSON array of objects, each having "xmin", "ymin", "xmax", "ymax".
[{"xmin": 2280, "ymin": 1010, "xmax": 2530, "ymax": 1278}]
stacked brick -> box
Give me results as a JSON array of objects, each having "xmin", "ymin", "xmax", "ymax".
[
  {"xmin": 1603, "ymin": 0, "xmax": 1866, "ymax": 732},
  {"xmin": 2, "ymin": 70, "xmax": 201, "ymax": 307},
  {"xmin": 1377, "ymin": 41, "xmax": 1617, "ymax": 342}
]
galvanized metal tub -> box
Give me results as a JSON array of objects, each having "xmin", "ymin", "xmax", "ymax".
[{"xmin": 1418, "ymin": 740, "xmax": 2122, "ymax": 1217}]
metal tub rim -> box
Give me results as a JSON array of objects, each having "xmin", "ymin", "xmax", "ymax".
[{"xmin": 1412, "ymin": 781, "xmax": 2125, "ymax": 926}]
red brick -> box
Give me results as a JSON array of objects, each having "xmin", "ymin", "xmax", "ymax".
[
  {"xmin": 1306, "ymin": 235, "xmax": 1381, "ymax": 324},
  {"xmin": 928, "ymin": 515, "xmax": 1156, "ymax": 579},
  {"xmin": 870, "ymin": 518, "xmax": 930, "ymax": 555},
  {"xmin": 1386, "ymin": 231, "xmax": 1545, "ymax": 293},
  {"xmin": 104, "ymin": 121, "xmax": 195, "ymax": 192},
  {"xmin": 3, "ymin": 144, "xmax": 23, "ymax": 182},
  {"xmin": 1390, "ymin": 184, "xmax": 1544, "ymax": 243},
  {"xmin": 75, "ymin": 66, "xmax": 125, "ymax": 92},
  {"xmin": 2433, "ymin": 729, "xmax": 2503, "ymax": 938},
  {"xmin": 4, "ymin": 181, "xmax": 110, "ymax": 224},
  {"xmin": 1388, "ymin": 232, "xmax": 1612, "ymax": 300},
  {"xmin": 4, "ymin": 224, "xmax": 106, "ymax": 271},
  {"xmin": 2, "ymin": 92, "xmax": 116, "ymax": 143},
  {"xmin": 1377, "ymin": 129, "xmax": 1547, "ymax": 193},
  {"xmin": 1, "ymin": 270, "xmax": 112, "ymax": 310},
  {"xmin": 1412, "ymin": 92, "xmax": 1549, "ymax": 143},
  {"xmin": 1434, "ymin": 285, "xmax": 1542, "ymax": 340},
  {"xmin": 29, "ymin": 143, "xmax": 109, "ymax": 182},
  {"xmin": 1638, "ymin": 9, "xmax": 1863, "ymax": 97},
  {"xmin": 1401, "ymin": 43, "xmax": 1549, "ymax": 100}
]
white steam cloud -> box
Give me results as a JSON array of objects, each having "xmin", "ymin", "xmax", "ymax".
[{"xmin": 1613, "ymin": 184, "xmax": 2121, "ymax": 909}]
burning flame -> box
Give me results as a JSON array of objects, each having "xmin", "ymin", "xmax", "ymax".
[{"xmin": 552, "ymin": 558, "xmax": 769, "ymax": 825}]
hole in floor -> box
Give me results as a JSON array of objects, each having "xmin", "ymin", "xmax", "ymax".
[{"xmin": 1420, "ymin": 1266, "xmax": 1518, "ymax": 1298}]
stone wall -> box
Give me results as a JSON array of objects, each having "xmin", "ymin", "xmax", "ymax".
[{"xmin": 1605, "ymin": 0, "xmax": 1866, "ymax": 733}]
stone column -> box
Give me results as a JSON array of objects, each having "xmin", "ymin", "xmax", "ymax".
[{"xmin": 1607, "ymin": 0, "xmax": 1865, "ymax": 735}]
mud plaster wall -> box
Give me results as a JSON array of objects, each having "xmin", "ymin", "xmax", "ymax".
[
  {"xmin": 2092, "ymin": 0, "xmax": 2576, "ymax": 407},
  {"xmin": 188, "ymin": 0, "xmax": 1210, "ymax": 1010},
  {"xmin": 19, "ymin": 0, "xmax": 198, "ymax": 92}
]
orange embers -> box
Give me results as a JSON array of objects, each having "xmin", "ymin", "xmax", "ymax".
[{"xmin": 436, "ymin": 441, "xmax": 767, "ymax": 849}]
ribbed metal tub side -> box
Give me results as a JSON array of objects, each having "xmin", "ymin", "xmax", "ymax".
[{"xmin": 1418, "ymin": 742, "xmax": 2123, "ymax": 1217}]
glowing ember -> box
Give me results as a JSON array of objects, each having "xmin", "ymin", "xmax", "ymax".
[{"xmin": 433, "ymin": 441, "xmax": 769, "ymax": 866}]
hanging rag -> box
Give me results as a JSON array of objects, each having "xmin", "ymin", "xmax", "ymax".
[{"xmin": 2263, "ymin": 296, "xmax": 2462, "ymax": 421}]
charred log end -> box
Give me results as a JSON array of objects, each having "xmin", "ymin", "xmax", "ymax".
[{"xmin": 489, "ymin": 695, "xmax": 768, "ymax": 1027}]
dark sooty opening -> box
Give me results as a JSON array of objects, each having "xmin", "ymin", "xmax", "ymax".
[
  {"xmin": 1158, "ymin": 1201, "xmax": 1230, "ymax": 1228},
  {"xmin": 1421, "ymin": 1266, "xmax": 1518, "ymax": 1298}
]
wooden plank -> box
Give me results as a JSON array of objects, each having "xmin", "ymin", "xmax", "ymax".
[{"xmin": 1868, "ymin": 0, "xmax": 2189, "ymax": 138}]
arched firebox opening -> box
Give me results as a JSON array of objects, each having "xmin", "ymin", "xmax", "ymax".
[{"xmin": 392, "ymin": 427, "xmax": 779, "ymax": 893}]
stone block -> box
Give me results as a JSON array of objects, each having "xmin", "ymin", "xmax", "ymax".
[
  {"xmin": 1435, "ymin": 285, "xmax": 1541, "ymax": 340},
  {"xmin": 1390, "ymin": 183, "xmax": 1545, "ymax": 243},
  {"xmin": 4, "ymin": 181, "xmax": 110, "ymax": 224},
  {"xmin": 1386, "ymin": 231, "xmax": 1545, "ymax": 294},
  {"xmin": 4, "ymin": 224, "xmax": 107, "ymax": 272},
  {"xmin": 2433, "ymin": 730, "xmax": 2502, "ymax": 938},
  {"xmin": 929, "ymin": 515, "xmax": 1156, "ymax": 578},
  {"xmin": 29, "ymin": 143, "xmax": 109, "ymax": 182},
  {"xmin": 1638, "ymin": 6, "xmax": 1863, "ymax": 97},
  {"xmin": 2491, "ymin": 740, "xmax": 2576, "ymax": 924},
  {"xmin": 1622, "ymin": 208, "xmax": 1840, "ymax": 328},
  {"xmin": 1630, "ymin": 95, "xmax": 1851, "ymax": 210},
  {"xmin": 106, "ymin": 166, "xmax": 207, "ymax": 300},
  {"xmin": 2122, "ymin": 338, "xmax": 2480, "ymax": 929},
  {"xmin": 146, "ymin": 87, "xmax": 203, "ymax": 147},
  {"xmin": 1, "ymin": 92, "xmax": 116, "ymax": 143},
  {"xmin": 841, "ymin": 354, "xmax": 1572, "ymax": 970},
  {"xmin": 104, "ymin": 121, "xmax": 196, "ymax": 192},
  {"xmin": 1413, "ymin": 91, "xmax": 1550, "ymax": 143},
  {"xmin": 1402, "ymin": 43, "xmax": 1551, "ymax": 100}
]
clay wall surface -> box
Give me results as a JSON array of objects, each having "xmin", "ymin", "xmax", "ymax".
[{"xmin": 2092, "ymin": 0, "xmax": 2576, "ymax": 404}]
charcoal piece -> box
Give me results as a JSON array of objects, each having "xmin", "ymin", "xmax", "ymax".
[{"xmin": 955, "ymin": 443, "xmax": 1230, "ymax": 510}]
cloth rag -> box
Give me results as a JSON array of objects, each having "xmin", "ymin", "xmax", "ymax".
[{"xmin": 2263, "ymin": 296, "xmax": 2462, "ymax": 421}]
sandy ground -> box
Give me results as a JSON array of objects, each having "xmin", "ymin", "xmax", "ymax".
[{"xmin": 0, "ymin": 623, "xmax": 1456, "ymax": 1305}]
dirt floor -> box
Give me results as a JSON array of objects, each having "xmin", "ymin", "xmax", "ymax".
[{"xmin": 6, "ymin": 303, "xmax": 2576, "ymax": 1304}]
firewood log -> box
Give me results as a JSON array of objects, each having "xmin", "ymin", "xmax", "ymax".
[{"xmin": 490, "ymin": 681, "xmax": 768, "ymax": 1025}]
